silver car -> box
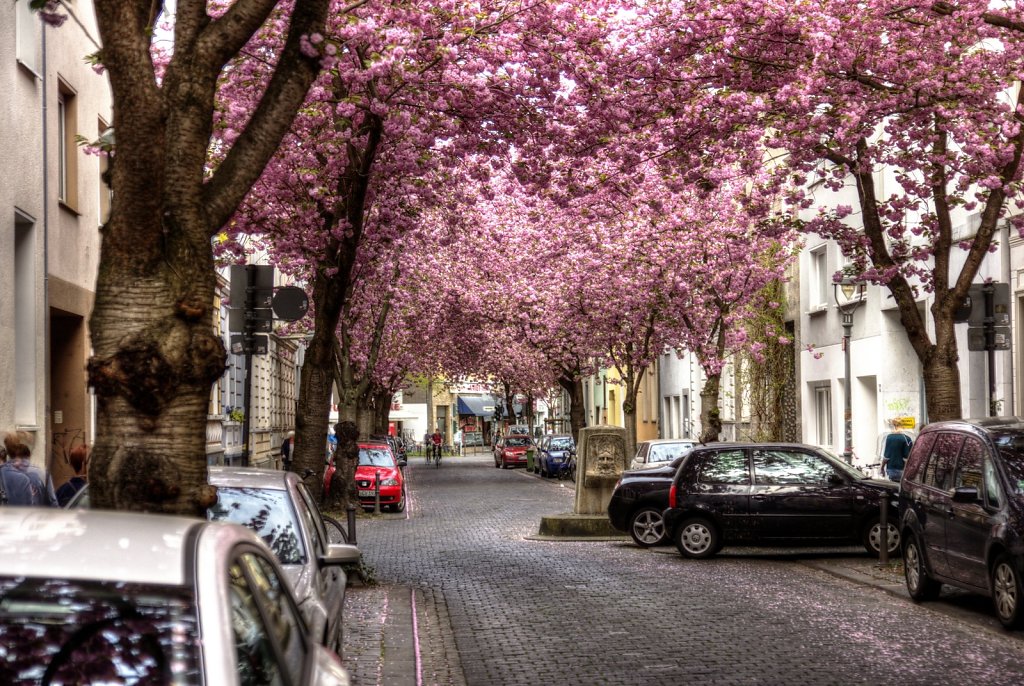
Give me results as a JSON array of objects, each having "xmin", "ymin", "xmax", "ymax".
[
  {"xmin": 0, "ymin": 507, "xmax": 350, "ymax": 684},
  {"xmin": 208, "ymin": 467, "xmax": 360, "ymax": 656},
  {"xmin": 630, "ymin": 438, "xmax": 696, "ymax": 471}
]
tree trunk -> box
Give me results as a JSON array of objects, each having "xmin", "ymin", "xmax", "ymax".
[
  {"xmin": 699, "ymin": 373, "xmax": 723, "ymax": 443},
  {"xmin": 558, "ymin": 375, "xmax": 586, "ymax": 444},
  {"xmin": 922, "ymin": 317, "xmax": 963, "ymax": 421},
  {"xmin": 621, "ymin": 369, "xmax": 644, "ymax": 461},
  {"xmin": 323, "ymin": 420, "xmax": 359, "ymax": 511}
]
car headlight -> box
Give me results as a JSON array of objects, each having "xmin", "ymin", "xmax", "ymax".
[{"xmin": 381, "ymin": 477, "xmax": 400, "ymax": 486}]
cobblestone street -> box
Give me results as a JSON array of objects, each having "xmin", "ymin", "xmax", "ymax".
[{"xmin": 345, "ymin": 452, "xmax": 1024, "ymax": 685}]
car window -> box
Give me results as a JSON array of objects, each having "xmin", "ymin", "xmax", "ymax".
[
  {"xmin": 550, "ymin": 437, "xmax": 574, "ymax": 450},
  {"xmin": 210, "ymin": 488, "xmax": 306, "ymax": 565},
  {"xmin": 696, "ymin": 450, "xmax": 750, "ymax": 484},
  {"xmin": 955, "ymin": 437, "xmax": 985, "ymax": 491},
  {"xmin": 359, "ymin": 448, "xmax": 395, "ymax": 467},
  {"xmin": 295, "ymin": 482, "xmax": 330, "ymax": 550},
  {"xmin": 635, "ymin": 443, "xmax": 650, "ymax": 460},
  {"xmin": 229, "ymin": 558, "xmax": 286, "ymax": 686},
  {"xmin": 922, "ymin": 432, "xmax": 963, "ymax": 491},
  {"xmin": 0, "ymin": 578, "xmax": 199, "ymax": 684},
  {"xmin": 240, "ymin": 553, "xmax": 308, "ymax": 684},
  {"xmin": 752, "ymin": 449, "xmax": 837, "ymax": 485},
  {"xmin": 649, "ymin": 443, "xmax": 693, "ymax": 464},
  {"xmin": 903, "ymin": 432, "xmax": 937, "ymax": 483},
  {"xmin": 985, "ymin": 457, "xmax": 1004, "ymax": 508},
  {"xmin": 505, "ymin": 438, "xmax": 531, "ymax": 447},
  {"xmin": 291, "ymin": 487, "xmax": 325, "ymax": 558}
]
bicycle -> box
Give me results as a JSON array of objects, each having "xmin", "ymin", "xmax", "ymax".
[
  {"xmin": 557, "ymin": 450, "xmax": 577, "ymax": 482},
  {"xmin": 430, "ymin": 443, "xmax": 442, "ymax": 468}
]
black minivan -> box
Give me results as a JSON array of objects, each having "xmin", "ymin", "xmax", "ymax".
[{"xmin": 899, "ymin": 418, "xmax": 1024, "ymax": 629}]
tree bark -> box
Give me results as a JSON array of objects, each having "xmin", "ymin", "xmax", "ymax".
[
  {"xmin": 699, "ymin": 373, "xmax": 723, "ymax": 443},
  {"xmin": 558, "ymin": 374, "xmax": 586, "ymax": 444}
]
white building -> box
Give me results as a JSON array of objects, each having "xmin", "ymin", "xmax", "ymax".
[{"xmin": 0, "ymin": 0, "xmax": 112, "ymax": 486}]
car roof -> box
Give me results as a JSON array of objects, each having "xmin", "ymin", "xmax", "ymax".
[
  {"xmin": 0, "ymin": 507, "xmax": 205, "ymax": 586},
  {"xmin": 208, "ymin": 466, "xmax": 294, "ymax": 490},
  {"xmin": 921, "ymin": 417, "xmax": 1024, "ymax": 445},
  {"xmin": 640, "ymin": 438, "xmax": 696, "ymax": 445}
]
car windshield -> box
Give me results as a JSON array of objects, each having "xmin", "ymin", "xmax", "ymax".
[
  {"xmin": 0, "ymin": 577, "xmax": 199, "ymax": 684},
  {"xmin": 648, "ymin": 443, "xmax": 693, "ymax": 463},
  {"xmin": 549, "ymin": 437, "xmax": 573, "ymax": 450},
  {"xmin": 208, "ymin": 487, "xmax": 306, "ymax": 565},
  {"xmin": 817, "ymin": 448, "xmax": 870, "ymax": 479},
  {"xmin": 359, "ymin": 448, "xmax": 395, "ymax": 467},
  {"xmin": 505, "ymin": 438, "xmax": 531, "ymax": 447}
]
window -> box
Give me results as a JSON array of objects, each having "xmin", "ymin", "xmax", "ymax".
[
  {"xmin": 810, "ymin": 246, "xmax": 828, "ymax": 309},
  {"xmin": 697, "ymin": 450, "xmax": 750, "ymax": 485},
  {"xmin": 57, "ymin": 81, "xmax": 79, "ymax": 208},
  {"xmin": 985, "ymin": 457, "xmax": 1004, "ymax": 509},
  {"xmin": 228, "ymin": 558, "xmax": 285, "ymax": 685},
  {"xmin": 240, "ymin": 553, "xmax": 307, "ymax": 684},
  {"xmin": 209, "ymin": 488, "xmax": 306, "ymax": 565},
  {"xmin": 753, "ymin": 450, "xmax": 838, "ymax": 485},
  {"xmin": 814, "ymin": 385, "xmax": 832, "ymax": 447},
  {"xmin": 903, "ymin": 432, "xmax": 936, "ymax": 483},
  {"xmin": 16, "ymin": 0, "xmax": 40, "ymax": 75},
  {"xmin": 14, "ymin": 211, "xmax": 36, "ymax": 425},
  {"xmin": 954, "ymin": 437, "xmax": 985, "ymax": 491},
  {"xmin": 923, "ymin": 433, "xmax": 964, "ymax": 491}
]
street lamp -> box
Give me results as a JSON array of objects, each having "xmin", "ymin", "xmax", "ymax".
[{"xmin": 834, "ymin": 277, "xmax": 866, "ymax": 463}]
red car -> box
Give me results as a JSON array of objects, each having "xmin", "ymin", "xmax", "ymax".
[
  {"xmin": 325, "ymin": 442, "xmax": 406, "ymax": 512},
  {"xmin": 493, "ymin": 435, "xmax": 533, "ymax": 469}
]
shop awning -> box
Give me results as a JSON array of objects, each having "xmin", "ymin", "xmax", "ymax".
[{"xmin": 457, "ymin": 396, "xmax": 496, "ymax": 417}]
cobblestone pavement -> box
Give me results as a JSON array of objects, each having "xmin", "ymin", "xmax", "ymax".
[{"xmin": 344, "ymin": 451, "xmax": 1024, "ymax": 686}]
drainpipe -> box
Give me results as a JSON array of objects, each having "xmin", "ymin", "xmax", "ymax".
[
  {"xmin": 1003, "ymin": 220, "xmax": 1014, "ymax": 416},
  {"xmin": 42, "ymin": 19, "xmax": 53, "ymax": 480}
]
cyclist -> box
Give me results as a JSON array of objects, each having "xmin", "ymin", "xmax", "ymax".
[{"xmin": 430, "ymin": 430, "xmax": 443, "ymax": 464}]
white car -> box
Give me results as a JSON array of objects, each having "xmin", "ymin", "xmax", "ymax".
[
  {"xmin": 629, "ymin": 439, "xmax": 696, "ymax": 471},
  {"xmin": 207, "ymin": 467, "xmax": 360, "ymax": 656},
  {"xmin": 0, "ymin": 507, "xmax": 350, "ymax": 685}
]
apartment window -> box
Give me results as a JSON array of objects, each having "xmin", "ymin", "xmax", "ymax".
[
  {"xmin": 57, "ymin": 81, "xmax": 78, "ymax": 209},
  {"xmin": 15, "ymin": 211, "xmax": 37, "ymax": 424},
  {"xmin": 16, "ymin": 0, "xmax": 41, "ymax": 75},
  {"xmin": 810, "ymin": 246, "xmax": 828, "ymax": 310},
  {"xmin": 814, "ymin": 385, "xmax": 832, "ymax": 447}
]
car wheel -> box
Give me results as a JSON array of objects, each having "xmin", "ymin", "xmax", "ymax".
[
  {"xmin": 674, "ymin": 517, "xmax": 720, "ymax": 559},
  {"xmin": 862, "ymin": 516, "xmax": 900, "ymax": 557},
  {"xmin": 629, "ymin": 507, "xmax": 667, "ymax": 547},
  {"xmin": 903, "ymin": 535, "xmax": 940, "ymax": 601},
  {"xmin": 394, "ymin": 488, "xmax": 407, "ymax": 513},
  {"xmin": 992, "ymin": 553, "xmax": 1024, "ymax": 629}
]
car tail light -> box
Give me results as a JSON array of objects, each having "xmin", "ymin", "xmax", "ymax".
[{"xmin": 668, "ymin": 483, "xmax": 677, "ymax": 508}]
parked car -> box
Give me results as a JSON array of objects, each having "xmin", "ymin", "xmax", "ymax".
[
  {"xmin": 536, "ymin": 434, "xmax": 576, "ymax": 478},
  {"xmin": 369, "ymin": 434, "xmax": 408, "ymax": 467},
  {"xmin": 608, "ymin": 455, "xmax": 689, "ymax": 546},
  {"xmin": 505, "ymin": 424, "xmax": 531, "ymax": 437},
  {"xmin": 0, "ymin": 507, "xmax": 351, "ymax": 685},
  {"xmin": 899, "ymin": 417, "xmax": 1024, "ymax": 629},
  {"xmin": 662, "ymin": 443, "xmax": 899, "ymax": 559},
  {"xmin": 494, "ymin": 435, "xmax": 533, "ymax": 469},
  {"xmin": 65, "ymin": 468, "xmax": 361, "ymax": 656},
  {"xmin": 630, "ymin": 438, "xmax": 696, "ymax": 471},
  {"xmin": 326, "ymin": 442, "xmax": 407, "ymax": 512}
]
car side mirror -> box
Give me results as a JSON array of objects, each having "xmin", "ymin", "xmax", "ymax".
[
  {"xmin": 951, "ymin": 486, "xmax": 980, "ymax": 503},
  {"xmin": 398, "ymin": 457, "xmax": 408, "ymax": 468},
  {"xmin": 827, "ymin": 473, "xmax": 845, "ymax": 486},
  {"xmin": 319, "ymin": 543, "xmax": 361, "ymax": 566}
]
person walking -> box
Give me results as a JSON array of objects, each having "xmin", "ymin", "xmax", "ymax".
[
  {"xmin": 281, "ymin": 431, "xmax": 294, "ymax": 471},
  {"xmin": 56, "ymin": 445, "xmax": 89, "ymax": 507},
  {"xmin": 1, "ymin": 430, "xmax": 57, "ymax": 507},
  {"xmin": 882, "ymin": 420, "xmax": 913, "ymax": 482}
]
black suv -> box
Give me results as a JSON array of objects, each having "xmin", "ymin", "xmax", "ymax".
[
  {"xmin": 899, "ymin": 418, "xmax": 1024, "ymax": 628},
  {"xmin": 662, "ymin": 443, "xmax": 899, "ymax": 559}
]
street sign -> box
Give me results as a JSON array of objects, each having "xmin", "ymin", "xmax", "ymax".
[
  {"xmin": 892, "ymin": 416, "xmax": 916, "ymax": 430},
  {"xmin": 965, "ymin": 282, "xmax": 1010, "ymax": 327},
  {"xmin": 967, "ymin": 326, "xmax": 1011, "ymax": 352},
  {"xmin": 228, "ymin": 265, "xmax": 275, "ymax": 333},
  {"xmin": 272, "ymin": 286, "xmax": 309, "ymax": 321},
  {"xmin": 230, "ymin": 334, "xmax": 269, "ymax": 355}
]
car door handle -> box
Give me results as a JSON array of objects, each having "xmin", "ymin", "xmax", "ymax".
[{"xmin": 752, "ymin": 495, "xmax": 766, "ymax": 501}]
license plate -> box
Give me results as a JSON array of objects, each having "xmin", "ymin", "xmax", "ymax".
[{"xmin": 358, "ymin": 489, "xmax": 375, "ymax": 497}]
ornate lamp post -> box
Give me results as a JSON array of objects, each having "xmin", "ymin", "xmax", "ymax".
[{"xmin": 833, "ymin": 277, "xmax": 866, "ymax": 463}]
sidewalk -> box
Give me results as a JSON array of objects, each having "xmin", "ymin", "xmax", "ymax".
[{"xmin": 343, "ymin": 583, "xmax": 467, "ymax": 686}]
